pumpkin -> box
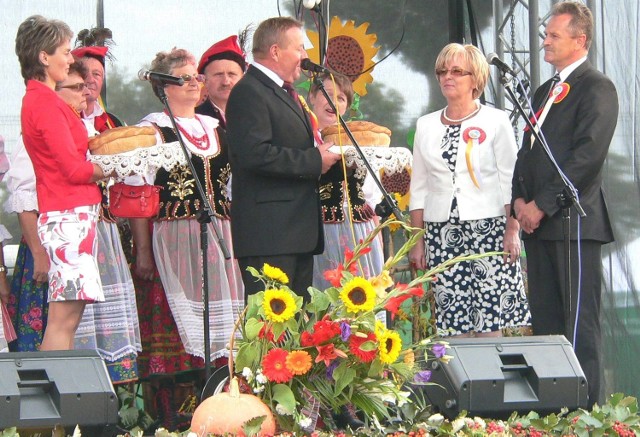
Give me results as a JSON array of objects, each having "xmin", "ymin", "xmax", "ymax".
[{"xmin": 191, "ymin": 377, "xmax": 276, "ymax": 436}]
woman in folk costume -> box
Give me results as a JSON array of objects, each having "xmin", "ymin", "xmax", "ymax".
[
  {"xmin": 70, "ymin": 30, "xmax": 141, "ymax": 383},
  {"xmin": 0, "ymin": 136, "xmax": 16, "ymax": 351},
  {"xmin": 307, "ymin": 72, "xmax": 384, "ymax": 291},
  {"xmin": 129, "ymin": 47, "xmax": 243, "ymax": 429}
]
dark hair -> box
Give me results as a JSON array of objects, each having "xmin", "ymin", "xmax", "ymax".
[
  {"xmin": 309, "ymin": 71, "xmax": 354, "ymax": 108},
  {"xmin": 149, "ymin": 47, "xmax": 196, "ymax": 99},
  {"xmin": 68, "ymin": 57, "xmax": 87, "ymax": 80},
  {"xmin": 252, "ymin": 17, "xmax": 302, "ymax": 59},
  {"xmin": 15, "ymin": 15, "xmax": 73, "ymax": 83},
  {"xmin": 551, "ymin": 1, "xmax": 594, "ymax": 50}
]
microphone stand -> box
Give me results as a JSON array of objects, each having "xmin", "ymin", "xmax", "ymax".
[
  {"xmin": 311, "ymin": 74, "xmax": 403, "ymax": 223},
  {"xmin": 498, "ymin": 72, "xmax": 585, "ymax": 344},
  {"xmin": 157, "ymin": 86, "xmax": 231, "ymax": 381}
]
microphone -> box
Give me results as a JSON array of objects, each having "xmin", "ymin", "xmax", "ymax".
[
  {"xmin": 486, "ymin": 53, "xmax": 516, "ymax": 76},
  {"xmin": 300, "ymin": 58, "xmax": 330, "ymax": 74},
  {"xmin": 137, "ymin": 69, "xmax": 184, "ymax": 86},
  {"xmin": 302, "ymin": 0, "xmax": 321, "ymax": 11}
]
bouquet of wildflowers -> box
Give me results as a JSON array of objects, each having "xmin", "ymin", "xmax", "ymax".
[{"xmin": 232, "ymin": 219, "xmax": 500, "ymax": 433}]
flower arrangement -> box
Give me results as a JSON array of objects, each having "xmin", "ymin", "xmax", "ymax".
[{"xmin": 231, "ymin": 219, "xmax": 500, "ymax": 433}]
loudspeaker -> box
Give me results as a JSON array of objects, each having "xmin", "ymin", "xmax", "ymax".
[
  {"xmin": 0, "ymin": 350, "xmax": 118, "ymax": 435},
  {"xmin": 419, "ymin": 335, "xmax": 588, "ymax": 419}
]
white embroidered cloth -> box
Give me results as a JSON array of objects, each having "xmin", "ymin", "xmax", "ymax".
[
  {"xmin": 329, "ymin": 145, "xmax": 413, "ymax": 179},
  {"xmin": 89, "ymin": 142, "xmax": 187, "ymax": 180}
]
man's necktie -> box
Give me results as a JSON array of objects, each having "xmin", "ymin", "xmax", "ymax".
[
  {"xmin": 282, "ymin": 82, "xmax": 303, "ymax": 110},
  {"xmin": 530, "ymin": 73, "xmax": 561, "ymax": 148}
]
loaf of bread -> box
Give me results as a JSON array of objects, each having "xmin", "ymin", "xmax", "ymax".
[
  {"xmin": 89, "ymin": 126, "xmax": 157, "ymax": 155},
  {"xmin": 321, "ymin": 121, "xmax": 392, "ymax": 147}
]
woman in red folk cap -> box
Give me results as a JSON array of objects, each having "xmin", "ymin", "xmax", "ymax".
[{"xmin": 196, "ymin": 34, "xmax": 247, "ymax": 129}]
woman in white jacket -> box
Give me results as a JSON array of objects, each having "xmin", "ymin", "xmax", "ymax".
[{"xmin": 409, "ymin": 43, "xmax": 530, "ymax": 337}]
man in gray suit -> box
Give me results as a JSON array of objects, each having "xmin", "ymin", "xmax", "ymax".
[
  {"xmin": 512, "ymin": 1, "xmax": 618, "ymax": 407},
  {"xmin": 226, "ymin": 17, "xmax": 340, "ymax": 301}
]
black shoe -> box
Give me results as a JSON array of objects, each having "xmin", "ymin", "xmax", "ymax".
[{"xmin": 333, "ymin": 403, "xmax": 365, "ymax": 430}]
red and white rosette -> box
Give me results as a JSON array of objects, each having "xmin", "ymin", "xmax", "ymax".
[{"xmin": 463, "ymin": 126, "xmax": 486, "ymax": 189}]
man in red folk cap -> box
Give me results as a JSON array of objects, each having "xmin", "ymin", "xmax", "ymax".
[
  {"xmin": 72, "ymin": 39, "xmax": 123, "ymax": 133},
  {"xmin": 196, "ymin": 35, "xmax": 246, "ymax": 129}
]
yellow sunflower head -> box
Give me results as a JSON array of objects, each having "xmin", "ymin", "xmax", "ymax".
[
  {"xmin": 340, "ymin": 277, "xmax": 376, "ymax": 313},
  {"xmin": 262, "ymin": 263, "xmax": 289, "ymax": 285},
  {"xmin": 377, "ymin": 329, "xmax": 402, "ymax": 364},
  {"xmin": 306, "ymin": 16, "xmax": 379, "ymax": 96},
  {"xmin": 263, "ymin": 288, "xmax": 297, "ymax": 323}
]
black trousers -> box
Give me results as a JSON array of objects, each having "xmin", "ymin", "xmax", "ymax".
[
  {"xmin": 238, "ymin": 254, "xmax": 314, "ymax": 303},
  {"xmin": 524, "ymin": 239, "xmax": 603, "ymax": 408}
]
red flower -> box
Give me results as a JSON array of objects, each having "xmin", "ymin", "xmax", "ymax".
[
  {"xmin": 300, "ymin": 331, "xmax": 314, "ymax": 347},
  {"xmin": 258, "ymin": 324, "xmax": 285, "ymax": 343},
  {"xmin": 262, "ymin": 348, "xmax": 293, "ymax": 383},
  {"xmin": 323, "ymin": 264, "xmax": 344, "ymax": 287},
  {"xmin": 349, "ymin": 332, "xmax": 377, "ymax": 362},
  {"xmin": 384, "ymin": 284, "xmax": 424, "ymax": 319},
  {"xmin": 311, "ymin": 318, "xmax": 341, "ymax": 345},
  {"xmin": 314, "ymin": 343, "xmax": 346, "ymax": 367}
]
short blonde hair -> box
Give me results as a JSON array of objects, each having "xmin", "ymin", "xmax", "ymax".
[
  {"xmin": 149, "ymin": 47, "xmax": 196, "ymax": 100},
  {"xmin": 435, "ymin": 43, "xmax": 489, "ymax": 100}
]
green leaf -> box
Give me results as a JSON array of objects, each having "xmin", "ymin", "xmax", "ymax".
[
  {"xmin": 243, "ymin": 415, "xmax": 267, "ymax": 437},
  {"xmin": 580, "ymin": 414, "xmax": 604, "ymax": 427},
  {"xmin": 244, "ymin": 318, "xmax": 264, "ymax": 340},
  {"xmin": 333, "ymin": 362, "xmax": 356, "ymax": 396},
  {"xmin": 272, "ymin": 384, "xmax": 296, "ymax": 414},
  {"xmin": 368, "ymin": 358, "xmax": 384, "ymax": 377},
  {"xmin": 235, "ymin": 342, "xmax": 259, "ymax": 371}
]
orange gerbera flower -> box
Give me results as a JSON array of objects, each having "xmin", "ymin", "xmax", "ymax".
[
  {"xmin": 262, "ymin": 348, "xmax": 293, "ymax": 383},
  {"xmin": 285, "ymin": 350, "xmax": 313, "ymax": 375}
]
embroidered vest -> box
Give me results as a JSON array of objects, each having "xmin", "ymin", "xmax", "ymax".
[
  {"xmin": 319, "ymin": 164, "xmax": 375, "ymax": 223},
  {"xmin": 154, "ymin": 125, "xmax": 231, "ymax": 221}
]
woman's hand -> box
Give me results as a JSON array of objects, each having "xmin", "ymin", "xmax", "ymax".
[
  {"xmin": 134, "ymin": 247, "xmax": 156, "ymax": 281},
  {"xmin": 32, "ymin": 248, "xmax": 51, "ymax": 284},
  {"xmin": 503, "ymin": 217, "xmax": 522, "ymax": 264},
  {"xmin": 0, "ymin": 272, "xmax": 9, "ymax": 305},
  {"xmin": 409, "ymin": 238, "xmax": 427, "ymax": 271}
]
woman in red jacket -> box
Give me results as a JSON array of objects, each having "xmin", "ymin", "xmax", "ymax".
[{"xmin": 15, "ymin": 15, "xmax": 108, "ymax": 351}]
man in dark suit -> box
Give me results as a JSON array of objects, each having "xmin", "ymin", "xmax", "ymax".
[
  {"xmin": 512, "ymin": 1, "xmax": 618, "ymax": 407},
  {"xmin": 226, "ymin": 17, "xmax": 340, "ymax": 301}
]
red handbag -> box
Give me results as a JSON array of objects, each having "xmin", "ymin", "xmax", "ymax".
[{"xmin": 108, "ymin": 183, "xmax": 161, "ymax": 218}]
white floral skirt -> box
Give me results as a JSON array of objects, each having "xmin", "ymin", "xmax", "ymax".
[{"xmin": 37, "ymin": 205, "xmax": 104, "ymax": 303}]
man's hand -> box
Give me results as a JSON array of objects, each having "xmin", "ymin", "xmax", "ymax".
[
  {"xmin": 318, "ymin": 142, "xmax": 341, "ymax": 174},
  {"xmin": 514, "ymin": 198, "xmax": 545, "ymax": 234}
]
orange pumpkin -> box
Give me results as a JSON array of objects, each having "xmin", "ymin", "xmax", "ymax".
[{"xmin": 191, "ymin": 377, "xmax": 276, "ymax": 436}]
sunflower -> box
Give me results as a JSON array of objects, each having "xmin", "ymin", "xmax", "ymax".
[
  {"xmin": 262, "ymin": 263, "xmax": 289, "ymax": 284},
  {"xmin": 285, "ymin": 350, "xmax": 313, "ymax": 376},
  {"xmin": 377, "ymin": 329, "xmax": 402, "ymax": 364},
  {"xmin": 262, "ymin": 348, "xmax": 293, "ymax": 383},
  {"xmin": 306, "ymin": 16, "xmax": 379, "ymax": 96},
  {"xmin": 340, "ymin": 277, "xmax": 376, "ymax": 313},
  {"xmin": 263, "ymin": 289, "xmax": 297, "ymax": 323}
]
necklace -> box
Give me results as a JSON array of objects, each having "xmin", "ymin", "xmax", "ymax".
[
  {"xmin": 174, "ymin": 115, "xmax": 210, "ymax": 151},
  {"xmin": 442, "ymin": 103, "xmax": 481, "ymax": 124}
]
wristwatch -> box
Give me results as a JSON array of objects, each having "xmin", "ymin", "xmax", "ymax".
[{"xmin": 0, "ymin": 265, "xmax": 6, "ymax": 273}]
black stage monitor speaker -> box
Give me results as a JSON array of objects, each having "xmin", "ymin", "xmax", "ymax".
[
  {"xmin": 419, "ymin": 335, "xmax": 588, "ymax": 419},
  {"xmin": 0, "ymin": 350, "xmax": 118, "ymax": 435}
]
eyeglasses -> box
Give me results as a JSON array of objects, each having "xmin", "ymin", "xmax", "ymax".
[
  {"xmin": 178, "ymin": 74, "xmax": 205, "ymax": 84},
  {"xmin": 435, "ymin": 67, "xmax": 472, "ymax": 78},
  {"xmin": 55, "ymin": 83, "xmax": 88, "ymax": 92}
]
